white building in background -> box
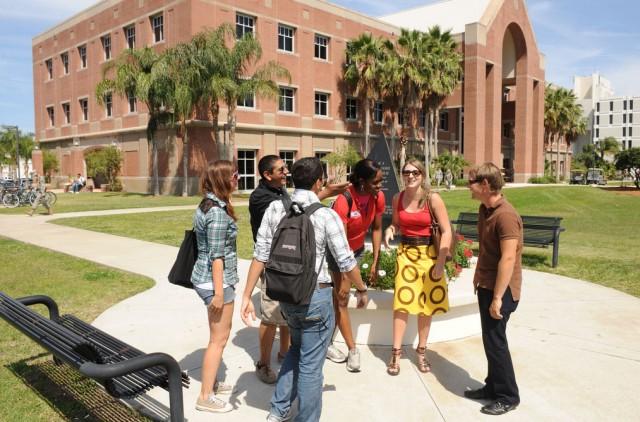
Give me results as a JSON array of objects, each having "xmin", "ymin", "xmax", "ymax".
[{"xmin": 573, "ymin": 73, "xmax": 640, "ymax": 155}]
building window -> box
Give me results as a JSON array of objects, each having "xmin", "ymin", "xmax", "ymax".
[
  {"xmin": 595, "ymin": 128, "xmax": 599, "ymax": 138},
  {"xmin": 609, "ymin": 114, "xmax": 613, "ymax": 125},
  {"xmin": 503, "ymin": 123, "xmax": 511, "ymax": 138},
  {"xmin": 237, "ymin": 93, "xmax": 255, "ymax": 108},
  {"xmin": 439, "ymin": 111, "xmax": 449, "ymax": 131},
  {"xmin": 610, "ymin": 101, "xmax": 613, "ymax": 111},
  {"xmin": 630, "ymin": 100, "xmax": 634, "ymax": 110},
  {"xmin": 237, "ymin": 150, "xmax": 256, "ymax": 190},
  {"xmin": 151, "ymin": 14, "xmax": 164, "ymax": 43},
  {"xmin": 315, "ymin": 152, "xmax": 328, "ymax": 179},
  {"xmin": 45, "ymin": 59, "xmax": 53, "ymax": 79},
  {"xmin": 623, "ymin": 127, "xmax": 626, "ymax": 137},
  {"xmin": 279, "ymin": 87, "xmax": 294, "ymax": 112},
  {"xmin": 596, "ymin": 103, "xmax": 600, "ymax": 112},
  {"xmin": 236, "ymin": 13, "xmax": 254, "ymax": 39},
  {"xmin": 101, "ymin": 34, "xmax": 111, "ymax": 60},
  {"xmin": 314, "ymin": 92, "xmax": 329, "ymax": 116},
  {"xmin": 630, "ymin": 127, "xmax": 633, "ymax": 137},
  {"xmin": 629, "ymin": 140, "xmax": 633, "ymax": 148},
  {"xmin": 596, "ymin": 115, "xmax": 599, "ymax": 125},
  {"xmin": 279, "ymin": 150, "xmax": 295, "ymax": 188},
  {"xmin": 630, "ymin": 113, "xmax": 633, "ymax": 124},
  {"xmin": 314, "ymin": 34, "xmax": 329, "ymax": 60},
  {"xmin": 127, "ymin": 92, "xmax": 137, "ymax": 113},
  {"xmin": 124, "ymin": 25, "xmax": 136, "ymax": 49},
  {"xmin": 61, "ymin": 52, "xmax": 69, "ymax": 74},
  {"xmin": 78, "ymin": 45, "xmax": 87, "ymax": 69},
  {"xmin": 62, "ymin": 103, "xmax": 70, "ymax": 125},
  {"xmin": 46, "ymin": 106, "xmax": 54, "ymax": 127},
  {"xmin": 373, "ymin": 101, "xmax": 383, "ymax": 124},
  {"xmin": 278, "ymin": 24, "xmax": 294, "ymax": 52},
  {"xmin": 104, "ymin": 93, "xmax": 113, "ymax": 117},
  {"xmin": 624, "ymin": 100, "xmax": 627, "ymax": 110},
  {"xmin": 79, "ymin": 98, "xmax": 89, "ymax": 121},
  {"xmin": 419, "ymin": 109, "xmax": 425, "ymax": 128},
  {"xmin": 345, "ymin": 97, "xmax": 357, "ymax": 120}
]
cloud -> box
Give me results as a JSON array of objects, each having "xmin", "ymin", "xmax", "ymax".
[
  {"xmin": 1, "ymin": 0, "xmax": 94, "ymax": 21},
  {"xmin": 601, "ymin": 58, "xmax": 640, "ymax": 97}
]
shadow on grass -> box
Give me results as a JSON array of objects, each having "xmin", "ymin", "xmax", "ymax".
[
  {"xmin": 521, "ymin": 253, "xmax": 549, "ymax": 268},
  {"xmin": 6, "ymin": 354, "xmax": 149, "ymax": 421}
]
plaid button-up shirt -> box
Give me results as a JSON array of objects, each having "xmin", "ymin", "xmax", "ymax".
[
  {"xmin": 191, "ymin": 193, "xmax": 238, "ymax": 290},
  {"xmin": 254, "ymin": 189, "xmax": 357, "ymax": 284}
]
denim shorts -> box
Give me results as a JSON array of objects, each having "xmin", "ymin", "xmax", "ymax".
[{"xmin": 194, "ymin": 285, "xmax": 236, "ymax": 305}]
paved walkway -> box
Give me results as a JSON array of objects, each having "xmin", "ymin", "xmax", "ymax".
[{"xmin": 1, "ymin": 207, "xmax": 639, "ymax": 422}]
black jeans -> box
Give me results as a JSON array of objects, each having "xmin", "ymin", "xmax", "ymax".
[{"xmin": 477, "ymin": 287, "xmax": 520, "ymax": 405}]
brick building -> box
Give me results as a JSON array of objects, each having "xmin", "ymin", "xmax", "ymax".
[{"xmin": 32, "ymin": 0, "xmax": 545, "ymax": 192}]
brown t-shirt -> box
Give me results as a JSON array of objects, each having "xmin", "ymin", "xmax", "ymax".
[{"xmin": 473, "ymin": 196, "xmax": 523, "ymax": 300}]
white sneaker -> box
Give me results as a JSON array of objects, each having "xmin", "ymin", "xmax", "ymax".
[
  {"xmin": 326, "ymin": 344, "xmax": 347, "ymax": 363},
  {"xmin": 195, "ymin": 394, "xmax": 233, "ymax": 413},
  {"xmin": 346, "ymin": 348, "xmax": 361, "ymax": 372},
  {"xmin": 213, "ymin": 380, "xmax": 234, "ymax": 395},
  {"xmin": 266, "ymin": 408, "xmax": 293, "ymax": 421}
]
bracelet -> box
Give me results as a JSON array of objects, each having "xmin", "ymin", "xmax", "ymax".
[{"xmin": 356, "ymin": 287, "xmax": 368, "ymax": 293}]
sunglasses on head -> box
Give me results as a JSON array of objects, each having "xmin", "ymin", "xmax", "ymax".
[
  {"xmin": 401, "ymin": 169, "xmax": 421, "ymax": 177},
  {"xmin": 274, "ymin": 165, "xmax": 288, "ymax": 173},
  {"xmin": 468, "ymin": 177, "xmax": 481, "ymax": 185}
]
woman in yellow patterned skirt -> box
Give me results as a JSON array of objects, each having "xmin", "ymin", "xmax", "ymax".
[{"xmin": 383, "ymin": 159, "xmax": 453, "ymax": 375}]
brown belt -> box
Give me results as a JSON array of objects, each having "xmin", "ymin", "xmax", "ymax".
[
  {"xmin": 400, "ymin": 236, "xmax": 432, "ymax": 246},
  {"xmin": 318, "ymin": 283, "xmax": 332, "ymax": 289}
]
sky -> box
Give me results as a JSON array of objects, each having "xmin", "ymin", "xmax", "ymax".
[{"xmin": 1, "ymin": 0, "xmax": 639, "ymax": 134}]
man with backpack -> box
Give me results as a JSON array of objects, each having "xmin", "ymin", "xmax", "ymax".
[
  {"xmin": 241, "ymin": 157, "xmax": 368, "ymax": 422},
  {"xmin": 249, "ymin": 155, "xmax": 350, "ymax": 385}
]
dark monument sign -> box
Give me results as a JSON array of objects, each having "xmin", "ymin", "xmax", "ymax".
[{"xmin": 367, "ymin": 136, "xmax": 400, "ymax": 230}]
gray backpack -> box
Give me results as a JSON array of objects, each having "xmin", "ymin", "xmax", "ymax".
[{"xmin": 265, "ymin": 201, "xmax": 324, "ymax": 305}]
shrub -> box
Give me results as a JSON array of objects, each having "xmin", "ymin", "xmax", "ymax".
[
  {"xmin": 42, "ymin": 150, "xmax": 58, "ymax": 182},
  {"xmin": 86, "ymin": 146, "xmax": 123, "ymax": 191},
  {"xmin": 528, "ymin": 175, "xmax": 555, "ymax": 184}
]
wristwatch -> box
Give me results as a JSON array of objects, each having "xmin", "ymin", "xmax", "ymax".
[{"xmin": 355, "ymin": 287, "xmax": 368, "ymax": 293}]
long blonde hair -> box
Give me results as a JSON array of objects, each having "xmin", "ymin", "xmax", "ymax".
[
  {"xmin": 200, "ymin": 160, "xmax": 237, "ymax": 221},
  {"xmin": 402, "ymin": 158, "xmax": 430, "ymax": 208}
]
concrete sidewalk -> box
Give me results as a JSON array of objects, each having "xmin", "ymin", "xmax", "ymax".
[{"xmin": 1, "ymin": 208, "xmax": 639, "ymax": 421}]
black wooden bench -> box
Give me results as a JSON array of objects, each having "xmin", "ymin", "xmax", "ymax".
[
  {"xmin": 452, "ymin": 212, "xmax": 566, "ymax": 267},
  {"xmin": 0, "ymin": 292, "xmax": 189, "ymax": 421}
]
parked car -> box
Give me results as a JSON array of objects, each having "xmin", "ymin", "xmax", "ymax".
[
  {"xmin": 586, "ymin": 168, "xmax": 606, "ymax": 185},
  {"xmin": 570, "ymin": 170, "xmax": 585, "ymax": 185}
]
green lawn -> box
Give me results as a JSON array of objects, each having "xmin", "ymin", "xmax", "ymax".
[
  {"xmin": 0, "ymin": 191, "xmax": 251, "ymax": 215},
  {"xmin": 0, "ymin": 237, "xmax": 154, "ymax": 421},
  {"xmin": 52, "ymin": 186, "xmax": 640, "ymax": 298}
]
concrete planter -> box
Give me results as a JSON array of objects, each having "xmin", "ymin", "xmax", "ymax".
[{"xmin": 334, "ymin": 266, "xmax": 480, "ymax": 347}]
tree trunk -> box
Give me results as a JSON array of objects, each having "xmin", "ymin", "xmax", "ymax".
[
  {"xmin": 424, "ymin": 110, "xmax": 432, "ymax": 186},
  {"xmin": 181, "ymin": 121, "xmax": 189, "ymax": 197},
  {"xmin": 433, "ymin": 107, "xmax": 440, "ymax": 158},
  {"xmin": 555, "ymin": 134, "xmax": 561, "ymax": 183},
  {"xmin": 227, "ymin": 103, "xmax": 236, "ymax": 161},
  {"xmin": 152, "ymin": 137, "xmax": 159, "ymax": 196},
  {"xmin": 364, "ymin": 97, "xmax": 371, "ymax": 156}
]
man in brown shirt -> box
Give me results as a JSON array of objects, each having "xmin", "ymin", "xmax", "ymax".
[{"xmin": 464, "ymin": 163, "xmax": 522, "ymax": 416}]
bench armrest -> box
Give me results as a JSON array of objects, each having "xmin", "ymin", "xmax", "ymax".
[{"xmin": 17, "ymin": 295, "xmax": 60, "ymax": 321}]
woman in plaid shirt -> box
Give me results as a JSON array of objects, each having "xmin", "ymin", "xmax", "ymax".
[{"xmin": 191, "ymin": 160, "xmax": 238, "ymax": 414}]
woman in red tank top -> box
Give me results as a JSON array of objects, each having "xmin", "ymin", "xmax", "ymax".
[{"xmin": 383, "ymin": 158, "xmax": 453, "ymax": 376}]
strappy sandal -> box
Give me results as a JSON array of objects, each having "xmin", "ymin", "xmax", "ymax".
[
  {"xmin": 387, "ymin": 347, "xmax": 402, "ymax": 376},
  {"xmin": 415, "ymin": 346, "xmax": 432, "ymax": 373}
]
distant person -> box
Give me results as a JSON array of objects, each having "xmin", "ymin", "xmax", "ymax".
[
  {"xmin": 463, "ymin": 162, "xmax": 523, "ymax": 416},
  {"xmin": 241, "ymin": 157, "xmax": 367, "ymax": 422},
  {"xmin": 435, "ymin": 168, "xmax": 443, "ymax": 187},
  {"xmin": 71, "ymin": 173, "xmax": 86, "ymax": 194},
  {"xmin": 383, "ymin": 159, "xmax": 452, "ymax": 376},
  {"xmin": 191, "ymin": 160, "xmax": 238, "ymax": 414},
  {"xmin": 27, "ymin": 174, "xmax": 52, "ymax": 216},
  {"xmin": 326, "ymin": 159, "xmax": 384, "ymax": 372},
  {"xmin": 445, "ymin": 169, "xmax": 453, "ymax": 190}
]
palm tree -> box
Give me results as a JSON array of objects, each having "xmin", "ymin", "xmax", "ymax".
[
  {"xmin": 163, "ymin": 41, "xmax": 203, "ymax": 196},
  {"xmin": 344, "ymin": 33, "xmax": 390, "ymax": 155},
  {"xmin": 215, "ymin": 26, "xmax": 290, "ymax": 160},
  {"xmin": 421, "ymin": 26, "xmax": 462, "ymax": 180},
  {"xmin": 378, "ymin": 48, "xmax": 406, "ymax": 169},
  {"xmin": 596, "ymin": 136, "xmax": 620, "ymax": 161},
  {"xmin": 544, "ymin": 85, "xmax": 585, "ymax": 182},
  {"xmin": 96, "ymin": 48, "xmax": 173, "ymax": 195}
]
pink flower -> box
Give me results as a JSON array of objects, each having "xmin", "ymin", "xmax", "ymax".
[
  {"xmin": 467, "ymin": 240, "xmax": 473, "ymax": 245},
  {"xmin": 464, "ymin": 249, "xmax": 473, "ymax": 258}
]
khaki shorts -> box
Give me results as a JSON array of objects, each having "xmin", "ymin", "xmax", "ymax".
[{"xmin": 259, "ymin": 274, "xmax": 287, "ymax": 326}]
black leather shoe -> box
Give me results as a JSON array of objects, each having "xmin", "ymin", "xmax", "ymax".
[
  {"xmin": 464, "ymin": 387, "xmax": 492, "ymax": 400},
  {"xmin": 480, "ymin": 400, "xmax": 519, "ymax": 415}
]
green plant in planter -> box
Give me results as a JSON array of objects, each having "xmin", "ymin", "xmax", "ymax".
[
  {"xmin": 359, "ymin": 235, "xmax": 474, "ymax": 290},
  {"xmin": 359, "ymin": 249, "xmax": 397, "ymax": 290}
]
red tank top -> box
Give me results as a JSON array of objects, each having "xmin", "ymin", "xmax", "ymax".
[{"xmin": 398, "ymin": 191, "xmax": 432, "ymax": 237}]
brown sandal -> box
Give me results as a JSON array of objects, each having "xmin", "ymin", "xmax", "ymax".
[
  {"xmin": 387, "ymin": 348, "xmax": 402, "ymax": 376},
  {"xmin": 415, "ymin": 346, "xmax": 432, "ymax": 373}
]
